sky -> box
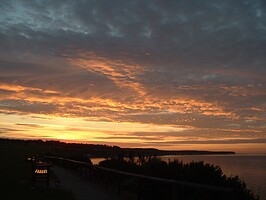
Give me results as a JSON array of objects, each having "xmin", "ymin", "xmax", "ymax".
[{"xmin": 0, "ymin": 0, "xmax": 265, "ymax": 153}]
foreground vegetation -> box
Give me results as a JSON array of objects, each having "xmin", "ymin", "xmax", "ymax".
[{"xmin": 99, "ymin": 157, "xmax": 259, "ymax": 200}]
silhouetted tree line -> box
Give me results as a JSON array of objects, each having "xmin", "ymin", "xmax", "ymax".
[
  {"xmin": 0, "ymin": 138, "xmax": 234, "ymax": 160},
  {"xmin": 98, "ymin": 157, "xmax": 259, "ymax": 200}
]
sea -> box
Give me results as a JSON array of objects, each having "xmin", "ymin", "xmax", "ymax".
[{"xmin": 91, "ymin": 154, "xmax": 266, "ymax": 200}]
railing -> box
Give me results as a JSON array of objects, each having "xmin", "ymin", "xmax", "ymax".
[{"xmin": 44, "ymin": 156, "xmax": 235, "ymax": 200}]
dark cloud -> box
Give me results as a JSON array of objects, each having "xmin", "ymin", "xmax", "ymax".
[
  {"xmin": 1, "ymin": 0, "xmax": 265, "ymax": 68},
  {"xmin": 16, "ymin": 123, "xmax": 43, "ymax": 128},
  {"xmin": 145, "ymin": 138, "xmax": 266, "ymax": 145},
  {"xmin": 0, "ymin": 100, "xmax": 57, "ymax": 114},
  {"xmin": 0, "ymin": 127, "xmax": 21, "ymax": 134},
  {"xmin": 94, "ymin": 136, "xmax": 163, "ymax": 141}
]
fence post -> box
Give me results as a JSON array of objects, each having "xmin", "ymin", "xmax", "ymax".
[
  {"xmin": 229, "ymin": 189, "xmax": 237, "ymax": 200},
  {"xmin": 47, "ymin": 167, "xmax": 50, "ymax": 186},
  {"xmin": 105, "ymin": 171, "xmax": 109, "ymax": 189},
  {"xmin": 117, "ymin": 175, "xmax": 121, "ymax": 195},
  {"xmin": 88, "ymin": 166, "xmax": 92, "ymax": 180},
  {"xmin": 137, "ymin": 178, "xmax": 142, "ymax": 200},
  {"xmin": 84, "ymin": 166, "xmax": 87, "ymax": 178},
  {"xmin": 172, "ymin": 183, "xmax": 178, "ymax": 200}
]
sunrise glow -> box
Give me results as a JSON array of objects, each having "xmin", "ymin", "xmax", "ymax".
[{"xmin": 0, "ymin": 1, "xmax": 265, "ymax": 153}]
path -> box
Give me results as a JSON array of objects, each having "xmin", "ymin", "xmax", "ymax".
[{"xmin": 52, "ymin": 166, "xmax": 133, "ymax": 200}]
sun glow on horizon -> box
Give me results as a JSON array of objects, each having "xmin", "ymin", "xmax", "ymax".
[
  {"xmin": 1, "ymin": 113, "xmax": 265, "ymax": 153},
  {"xmin": 0, "ymin": 113, "xmax": 188, "ymax": 141}
]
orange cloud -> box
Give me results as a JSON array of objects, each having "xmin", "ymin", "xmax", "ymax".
[{"xmin": 69, "ymin": 52, "xmax": 146, "ymax": 96}]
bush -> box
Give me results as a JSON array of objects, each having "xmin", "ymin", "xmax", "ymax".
[{"xmin": 98, "ymin": 157, "xmax": 259, "ymax": 200}]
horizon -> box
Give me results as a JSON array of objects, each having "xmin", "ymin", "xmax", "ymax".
[
  {"xmin": 0, "ymin": 1, "xmax": 266, "ymax": 154},
  {"xmin": 1, "ymin": 137, "xmax": 257, "ymax": 154},
  {"xmin": 3, "ymin": 137, "xmax": 266, "ymax": 155}
]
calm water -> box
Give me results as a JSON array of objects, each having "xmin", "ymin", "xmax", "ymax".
[{"xmin": 91, "ymin": 154, "xmax": 266, "ymax": 200}]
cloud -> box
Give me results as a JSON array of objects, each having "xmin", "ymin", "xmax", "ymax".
[
  {"xmin": 0, "ymin": 0, "xmax": 265, "ymax": 147},
  {"xmin": 94, "ymin": 136, "xmax": 163, "ymax": 141},
  {"xmin": 1, "ymin": 0, "xmax": 266, "ymax": 69},
  {"xmin": 16, "ymin": 123, "xmax": 43, "ymax": 128},
  {"xmin": 0, "ymin": 128, "xmax": 21, "ymax": 134},
  {"xmin": 145, "ymin": 138, "xmax": 266, "ymax": 145}
]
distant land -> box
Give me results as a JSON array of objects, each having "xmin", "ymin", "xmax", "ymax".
[{"xmin": 0, "ymin": 138, "xmax": 235, "ymax": 158}]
